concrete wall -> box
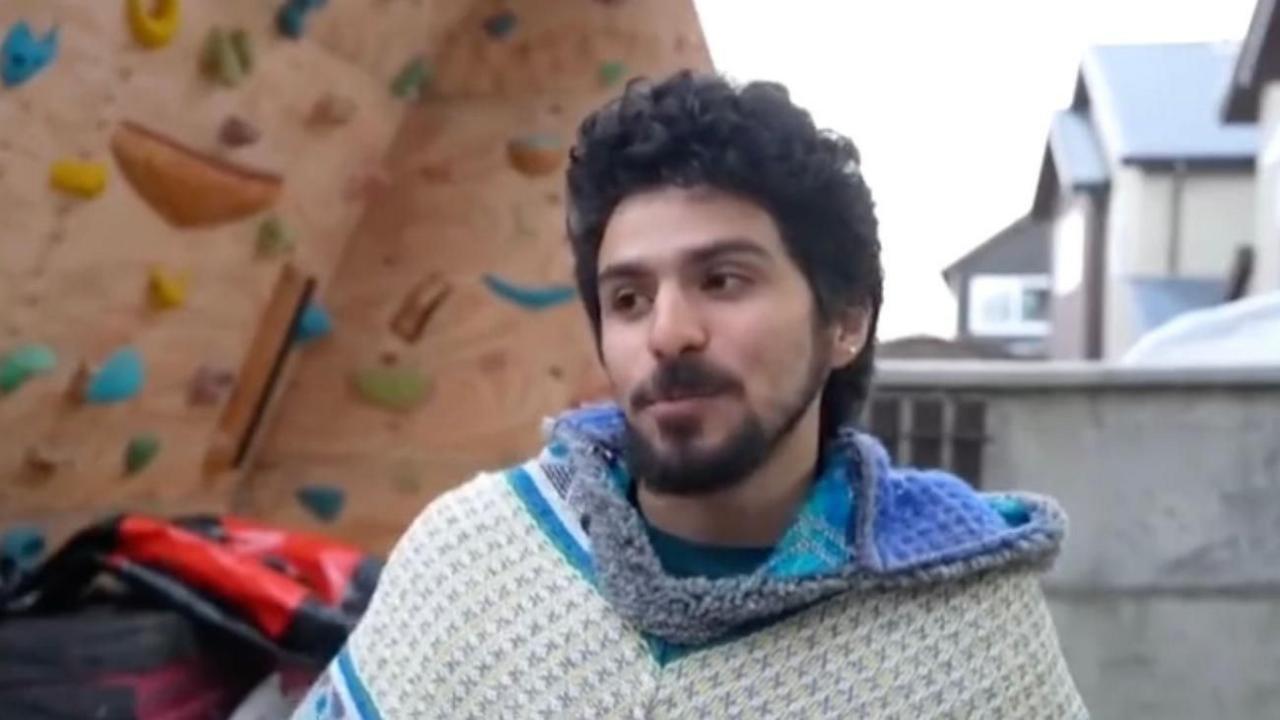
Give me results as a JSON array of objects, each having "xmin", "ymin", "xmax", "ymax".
[
  {"xmin": 875, "ymin": 361, "xmax": 1280, "ymax": 720},
  {"xmin": 1104, "ymin": 167, "xmax": 1254, "ymax": 358},
  {"xmin": 1254, "ymin": 82, "xmax": 1280, "ymax": 294}
]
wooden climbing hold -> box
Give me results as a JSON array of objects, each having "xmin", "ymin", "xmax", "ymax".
[
  {"xmin": 50, "ymin": 159, "xmax": 108, "ymax": 198},
  {"xmin": 111, "ymin": 120, "xmax": 283, "ymax": 227},
  {"xmin": 296, "ymin": 484, "xmax": 345, "ymax": 523},
  {"xmin": 0, "ymin": 344, "xmax": 57, "ymax": 395},
  {"xmin": 277, "ymin": 0, "xmax": 328, "ymax": 40},
  {"xmin": 390, "ymin": 275, "xmax": 451, "ymax": 343},
  {"xmin": 507, "ymin": 133, "xmax": 564, "ymax": 177},
  {"xmin": 352, "ymin": 365, "xmax": 430, "ymax": 412},
  {"xmin": 219, "ymin": 115, "xmax": 260, "ymax": 147},
  {"xmin": 123, "ymin": 433, "xmax": 161, "ymax": 475},
  {"xmin": 188, "ymin": 365, "xmax": 234, "ymax": 405},
  {"xmin": 2, "ymin": 21, "xmax": 58, "ymax": 88},
  {"xmin": 599, "ymin": 60, "xmax": 627, "ymax": 87},
  {"xmin": 148, "ymin": 267, "xmax": 188, "ymax": 310},
  {"xmin": 84, "ymin": 347, "xmax": 146, "ymax": 404},
  {"xmin": 257, "ymin": 216, "xmax": 293, "ymax": 258},
  {"xmin": 1, "ymin": 525, "xmax": 46, "ymax": 570},
  {"xmin": 201, "ymin": 27, "xmax": 252, "ymax": 87},
  {"xmin": 127, "ymin": 0, "xmax": 181, "ymax": 49},
  {"xmin": 391, "ymin": 56, "xmax": 431, "ymax": 101},
  {"xmin": 483, "ymin": 11, "xmax": 518, "ymax": 40},
  {"xmin": 482, "ymin": 273, "xmax": 576, "ymax": 310},
  {"xmin": 308, "ymin": 92, "xmax": 357, "ymax": 127},
  {"xmin": 293, "ymin": 301, "xmax": 332, "ymax": 344}
]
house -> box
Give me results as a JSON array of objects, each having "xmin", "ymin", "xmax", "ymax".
[
  {"xmin": 1224, "ymin": 0, "xmax": 1280, "ymax": 294},
  {"xmin": 940, "ymin": 217, "xmax": 1052, "ymax": 359},
  {"xmin": 1032, "ymin": 43, "xmax": 1258, "ymax": 359}
]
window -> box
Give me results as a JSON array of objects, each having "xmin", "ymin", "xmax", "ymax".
[{"xmin": 968, "ymin": 274, "xmax": 1051, "ymax": 337}]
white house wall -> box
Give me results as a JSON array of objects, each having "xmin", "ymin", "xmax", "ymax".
[{"xmin": 1254, "ymin": 82, "xmax": 1280, "ymax": 293}]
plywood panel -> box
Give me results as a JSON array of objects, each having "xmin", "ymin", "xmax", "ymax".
[{"xmin": 246, "ymin": 0, "xmax": 714, "ymax": 551}]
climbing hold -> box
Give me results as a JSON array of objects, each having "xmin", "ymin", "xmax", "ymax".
[
  {"xmin": 293, "ymin": 301, "xmax": 332, "ymax": 344},
  {"xmin": 506, "ymin": 133, "xmax": 564, "ymax": 177},
  {"xmin": 201, "ymin": 27, "xmax": 252, "ymax": 86},
  {"xmin": 2, "ymin": 22, "xmax": 58, "ymax": 88},
  {"xmin": 148, "ymin": 267, "xmax": 188, "ymax": 310},
  {"xmin": 0, "ymin": 344, "xmax": 57, "ymax": 395},
  {"xmin": 50, "ymin": 159, "xmax": 108, "ymax": 198},
  {"xmin": 483, "ymin": 10, "xmax": 518, "ymax": 40},
  {"xmin": 188, "ymin": 365, "xmax": 234, "ymax": 405},
  {"xmin": 127, "ymin": 0, "xmax": 181, "ymax": 49},
  {"xmin": 277, "ymin": 0, "xmax": 328, "ymax": 40},
  {"xmin": 599, "ymin": 60, "xmax": 627, "ymax": 87},
  {"xmin": 308, "ymin": 92, "xmax": 357, "ymax": 127},
  {"xmin": 257, "ymin": 216, "xmax": 293, "ymax": 258},
  {"xmin": 219, "ymin": 115, "xmax": 260, "ymax": 147},
  {"xmin": 84, "ymin": 346, "xmax": 146, "ymax": 404},
  {"xmin": 123, "ymin": 433, "xmax": 161, "ymax": 475},
  {"xmin": 390, "ymin": 275, "xmax": 451, "ymax": 343},
  {"xmin": 391, "ymin": 56, "xmax": 431, "ymax": 100},
  {"xmin": 23, "ymin": 443, "xmax": 71, "ymax": 477},
  {"xmin": 482, "ymin": 274, "xmax": 576, "ymax": 310},
  {"xmin": 1, "ymin": 526, "xmax": 46, "ymax": 570},
  {"xmin": 111, "ymin": 120, "xmax": 283, "ymax": 227},
  {"xmin": 295, "ymin": 484, "xmax": 345, "ymax": 523},
  {"xmin": 352, "ymin": 365, "xmax": 430, "ymax": 412}
]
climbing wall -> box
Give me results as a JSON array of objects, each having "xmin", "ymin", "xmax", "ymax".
[
  {"xmin": 244, "ymin": 0, "xmax": 713, "ymax": 551},
  {"xmin": 0, "ymin": 0, "xmax": 471, "ymax": 566}
]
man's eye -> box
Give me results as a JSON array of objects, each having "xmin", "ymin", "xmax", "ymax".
[
  {"xmin": 704, "ymin": 272, "xmax": 749, "ymax": 294},
  {"xmin": 609, "ymin": 289, "xmax": 650, "ymax": 315}
]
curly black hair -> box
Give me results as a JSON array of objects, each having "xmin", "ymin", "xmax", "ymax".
[{"xmin": 565, "ymin": 71, "xmax": 883, "ymax": 435}]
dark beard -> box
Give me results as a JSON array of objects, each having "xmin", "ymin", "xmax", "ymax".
[{"xmin": 624, "ymin": 344, "xmax": 829, "ymax": 497}]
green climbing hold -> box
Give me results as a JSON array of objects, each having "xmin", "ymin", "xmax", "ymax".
[
  {"xmin": 124, "ymin": 433, "xmax": 161, "ymax": 475},
  {"xmin": 202, "ymin": 27, "xmax": 252, "ymax": 87},
  {"xmin": 352, "ymin": 366, "xmax": 430, "ymax": 412},
  {"xmin": 0, "ymin": 344, "xmax": 57, "ymax": 394},
  {"xmin": 391, "ymin": 56, "xmax": 431, "ymax": 100},
  {"xmin": 257, "ymin": 215, "xmax": 293, "ymax": 258},
  {"xmin": 296, "ymin": 484, "xmax": 346, "ymax": 523},
  {"xmin": 599, "ymin": 60, "xmax": 627, "ymax": 87}
]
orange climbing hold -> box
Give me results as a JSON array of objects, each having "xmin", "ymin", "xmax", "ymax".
[
  {"xmin": 111, "ymin": 120, "xmax": 282, "ymax": 227},
  {"xmin": 507, "ymin": 133, "xmax": 564, "ymax": 177}
]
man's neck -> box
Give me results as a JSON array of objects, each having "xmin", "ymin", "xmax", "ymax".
[{"xmin": 635, "ymin": 411, "xmax": 821, "ymax": 548}]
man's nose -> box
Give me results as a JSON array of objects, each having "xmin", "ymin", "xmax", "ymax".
[{"xmin": 646, "ymin": 286, "xmax": 708, "ymax": 359}]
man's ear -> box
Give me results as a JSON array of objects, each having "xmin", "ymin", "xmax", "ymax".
[{"xmin": 828, "ymin": 304, "xmax": 871, "ymax": 369}]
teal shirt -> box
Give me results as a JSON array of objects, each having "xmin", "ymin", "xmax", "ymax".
[{"xmin": 643, "ymin": 522, "xmax": 773, "ymax": 579}]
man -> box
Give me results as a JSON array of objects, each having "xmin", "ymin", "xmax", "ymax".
[{"xmin": 294, "ymin": 72, "xmax": 1087, "ymax": 719}]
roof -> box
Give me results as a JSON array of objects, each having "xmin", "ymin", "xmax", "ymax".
[
  {"xmin": 1082, "ymin": 43, "xmax": 1257, "ymax": 166},
  {"xmin": 941, "ymin": 216, "xmax": 1050, "ymax": 286},
  {"xmin": 1223, "ymin": 0, "xmax": 1280, "ymax": 122},
  {"xmin": 1048, "ymin": 110, "xmax": 1109, "ymax": 189}
]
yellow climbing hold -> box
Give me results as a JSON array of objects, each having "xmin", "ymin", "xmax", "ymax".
[
  {"xmin": 127, "ymin": 0, "xmax": 181, "ymax": 49},
  {"xmin": 50, "ymin": 159, "xmax": 107, "ymax": 198},
  {"xmin": 148, "ymin": 267, "xmax": 188, "ymax": 309}
]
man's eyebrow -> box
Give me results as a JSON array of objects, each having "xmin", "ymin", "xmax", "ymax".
[{"xmin": 597, "ymin": 238, "xmax": 772, "ymax": 285}]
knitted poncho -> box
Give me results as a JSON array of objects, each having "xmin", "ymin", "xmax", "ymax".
[{"xmin": 292, "ymin": 405, "xmax": 1088, "ymax": 719}]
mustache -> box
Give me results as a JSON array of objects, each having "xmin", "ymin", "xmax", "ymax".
[{"xmin": 631, "ymin": 356, "xmax": 741, "ymax": 410}]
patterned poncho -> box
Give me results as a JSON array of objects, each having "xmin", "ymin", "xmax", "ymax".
[{"xmin": 293, "ymin": 404, "xmax": 1088, "ymax": 719}]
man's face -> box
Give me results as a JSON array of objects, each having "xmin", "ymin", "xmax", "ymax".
[{"xmin": 596, "ymin": 186, "xmax": 836, "ymax": 496}]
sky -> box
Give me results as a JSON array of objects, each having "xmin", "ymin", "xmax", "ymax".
[{"xmin": 693, "ymin": 0, "xmax": 1259, "ymax": 340}]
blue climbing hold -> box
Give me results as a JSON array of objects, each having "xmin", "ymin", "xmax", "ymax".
[
  {"xmin": 296, "ymin": 484, "xmax": 346, "ymax": 523},
  {"xmin": 293, "ymin": 300, "xmax": 333, "ymax": 343},
  {"xmin": 1, "ymin": 525, "xmax": 46, "ymax": 570},
  {"xmin": 987, "ymin": 496, "xmax": 1031, "ymax": 527},
  {"xmin": 482, "ymin": 274, "xmax": 576, "ymax": 311},
  {"xmin": 276, "ymin": 0, "xmax": 328, "ymax": 39},
  {"xmin": 85, "ymin": 347, "xmax": 146, "ymax": 404},
  {"xmin": 483, "ymin": 11, "xmax": 518, "ymax": 40},
  {"xmin": 2, "ymin": 21, "xmax": 59, "ymax": 88}
]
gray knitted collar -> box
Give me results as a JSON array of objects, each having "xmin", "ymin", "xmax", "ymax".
[{"xmin": 523, "ymin": 404, "xmax": 1066, "ymax": 647}]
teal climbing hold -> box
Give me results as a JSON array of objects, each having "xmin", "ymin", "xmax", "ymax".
[
  {"xmin": 483, "ymin": 11, "xmax": 517, "ymax": 40},
  {"xmin": 277, "ymin": 0, "xmax": 328, "ymax": 40},
  {"xmin": 0, "ymin": 344, "xmax": 57, "ymax": 395},
  {"xmin": 1, "ymin": 525, "xmax": 46, "ymax": 570},
  {"xmin": 124, "ymin": 433, "xmax": 161, "ymax": 475},
  {"xmin": 482, "ymin": 274, "xmax": 576, "ymax": 311},
  {"xmin": 987, "ymin": 496, "xmax": 1031, "ymax": 527},
  {"xmin": 2, "ymin": 21, "xmax": 58, "ymax": 88},
  {"xmin": 293, "ymin": 300, "xmax": 333, "ymax": 343},
  {"xmin": 296, "ymin": 484, "xmax": 345, "ymax": 523},
  {"xmin": 86, "ymin": 347, "xmax": 145, "ymax": 404}
]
